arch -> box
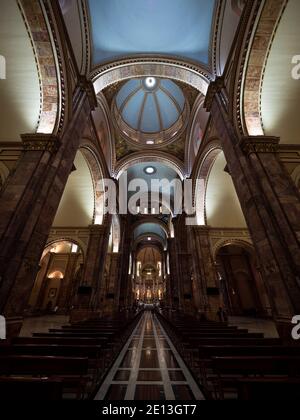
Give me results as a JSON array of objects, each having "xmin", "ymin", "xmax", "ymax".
[
  {"xmin": 111, "ymin": 214, "xmax": 121, "ymax": 253},
  {"xmin": 212, "ymin": 238, "xmax": 254, "ymax": 261},
  {"xmin": 17, "ymin": 0, "xmax": 65, "ymax": 134},
  {"xmin": 237, "ymin": 0, "xmax": 287, "ymax": 136},
  {"xmin": 134, "ymin": 234, "xmax": 166, "ymax": 250},
  {"xmin": 185, "ymin": 93, "xmax": 207, "ymax": 175},
  {"xmin": 45, "ymin": 238, "xmax": 85, "ymax": 259},
  {"xmin": 193, "ymin": 139, "xmax": 222, "ymax": 225},
  {"xmin": 131, "ymin": 218, "xmax": 170, "ymax": 239},
  {"xmin": 80, "ymin": 143, "xmax": 106, "ymax": 225},
  {"xmin": 96, "ymin": 93, "xmax": 115, "ymax": 175},
  {"xmin": 48, "ymin": 270, "xmax": 64, "ymax": 279},
  {"xmin": 91, "ymin": 57, "xmax": 211, "ymax": 97},
  {"xmin": 115, "ymin": 151, "xmax": 186, "ymax": 181},
  {"xmin": 291, "ymin": 165, "xmax": 300, "ymax": 190}
]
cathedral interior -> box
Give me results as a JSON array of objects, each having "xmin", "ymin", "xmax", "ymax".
[{"xmin": 0, "ymin": 0, "xmax": 300, "ymax": 401}]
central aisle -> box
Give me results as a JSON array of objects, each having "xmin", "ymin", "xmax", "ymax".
[{"xmin": 95, "ymin": 311, "xmax": 205, "ymax": 401}]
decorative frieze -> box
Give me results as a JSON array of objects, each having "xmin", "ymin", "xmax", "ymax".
[
  {"xmin": 78, "ymin": 76, "xmax": 98, "ymax": 111},
  {"xmin": 239, "ymin": 136, "xmax": 280, "ymax": 156},
  {"xmin": 21, "ymin": 134, "xmax": 61, "ymax": 154},
  {"xmin": 203, "ymin": 77, "xmax": 225, "ymax": 112}
]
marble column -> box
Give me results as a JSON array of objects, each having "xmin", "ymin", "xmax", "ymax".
[
  {"xmin": 206, "ymin": 81, "xmax": 300, "ymax": 332},
  {"xmin": 167, "ymin": 238, "xmax": 180, "ymax": 309},
  {"xmin": 191, "ymin": 226, "xmax": 219, "ymax": 318},
  {"xmin": 82, "ymin": 222, "xmax": 111, "ymax": 311},
  {"xmin": 118, "ymin": 218, "xmax": 132, "ymax": 310},
  {"xmin": 0, "ymin": 85, "xmax": 96, "ymax": 328},
  {"xmin": 105, "ymin": 252, "xmax": 122, "ymax": 315},
  {"xmin": 56, "ymin": 253, "xmax": 80, "ymax": 314}
]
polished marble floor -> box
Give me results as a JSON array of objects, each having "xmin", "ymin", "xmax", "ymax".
[{"xmin": 95, "ymin": 311, "xmax": 205, "ymax": 401}]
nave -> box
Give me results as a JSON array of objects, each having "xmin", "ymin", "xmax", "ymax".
[
  {"xmin": 95, "ymin": 311, "xmax": 204, "ymax": 401},
  {"xmin": 1, "ymin": 0, "xmax": 300, "ymax": 402},
  {"xmin": 1, "ymin": 307, "xmax": 300, "ymax": 400}
]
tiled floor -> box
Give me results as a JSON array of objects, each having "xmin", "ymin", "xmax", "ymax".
[{"xmin": 95, "ymin": 311, "xmax": 205, "ymax": 401}]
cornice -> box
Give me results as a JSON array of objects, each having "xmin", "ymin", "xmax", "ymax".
[
  {"xmin": 21, "ymin": 134, "xmax": 61, "ymax": 153},
  {"xmin": 203, "ymin": 76, "xmax": 225, "ymax": 112},
  {"xmin": 239, "ymin": 136, "xmax": 280, "ymax": 156}
]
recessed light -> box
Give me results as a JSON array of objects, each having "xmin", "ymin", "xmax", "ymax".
[
  {"xmin": 144, "ymin": 166, "xmax": 156, "ymax": 175},
  {"xmin": 148, "ymin": 237, "xmax": 152, "ymax": 241},
  {"xmin": 144, "ymin": 77, "xmax": 157, "ymax": 90},
  {"xmin": 146, "ymin": 140, "xmax": 154, "ymax": 145}
]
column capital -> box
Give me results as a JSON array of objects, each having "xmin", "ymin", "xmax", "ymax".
[
  {"xmin": 192, "ymin": 225, "xmax": 211, "ymax": 235},
  {"xmin": 78, "ymin": 76, "xmax": 97, "ymax": 110},
  {"xmin": 204, "ymin": 77, "xmax": 225, "ymax": 112},
  {"xmin": 88, "ymin": 224, "xmax": 107, "ymax": 235},
  {"xmin": 21, "ymin": 133, "xmax": 61, "ymax": 153},
  {"xmin": 239, "ymin": 136, "xmax": 280, "ymax": 156}
]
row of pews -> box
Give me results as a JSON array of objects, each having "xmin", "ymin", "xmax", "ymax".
[
  {"xmin": 156, "ymin": 310, "xmax": 300, "ymax": 400},
  {"xmin": 0, "ymin": 310, "xmax": 143, "ymax": 400}
]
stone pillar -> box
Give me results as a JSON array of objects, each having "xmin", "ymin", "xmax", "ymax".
[
  {"xmin": 167, "ymin": 238, "xmax": 180, "ymax": 309},
  {"xmin": 84, "ymin": 223, "xmax": 111, "ymax": 309},
  {"xmin": 34, "ymin": 253, "xmax": 54, "ymax": 313},
  {"xmin": 163, "ymin": 251, "xmax": 171, "ymax": 308},
  {"xmin": 0, "ymin": 85, "xmax": 97, "ymax": 329},
  {"xmin": 178, "ymin": 250, "xmax": 195, "ymax": 315},
  {"xmin": 205, "ymin": 81, "xmax": 300, "ymax": 334},
  {"xmin": 191, "ymin": 226, "xmax": 219, "ymax": 319},
  {"xmin": 172, "ymin": 214, "xmax": 196, "ymax": 314},
  {"xmin": 56, "ymin": 253, "xmax": 80, "ymax": 314},
  {"xmin": 118, "ymin": 218, "xmax": 132, "ymax": 310},
  {"xmin": 105, "ymin": 252, "xmax": 122, "ymax": 315}
]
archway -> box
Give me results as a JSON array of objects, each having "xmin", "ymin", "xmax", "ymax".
[
  {"xmin": 28, "ymin": 240, "xmax": 84, "ymax": 316},
  {"xmin": 134, "ymin": 245, "xmax": 165, "ymax": 306},
  {"xmin": 216, "ymin": 243, "xmax": 271, "ymax": 317}
]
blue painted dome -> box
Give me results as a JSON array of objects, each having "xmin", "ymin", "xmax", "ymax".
[{"xmin": 116, "ymin": 77, "xmax": 186, "ymax": 134}]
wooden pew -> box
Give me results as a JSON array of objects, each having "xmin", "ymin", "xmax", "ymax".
[
  {"xmin": 212, "ymin": 356, "xmax": 300, "ymax": 399},
  {"xmin": 0, "ymin": 355, "xmax": 89, "ymax": 399},
  {"xmin": 236, "ymin": 378, "xmax": 300, "ymax": 400},
  {"xmin": 0, "ymin": 377, "xmax": 63, "ymax": 401}
]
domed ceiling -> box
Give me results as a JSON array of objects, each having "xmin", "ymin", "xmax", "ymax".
[
  {"xmin": 88, "ymin": 0, "xmax": 216, "ymax": 66},
  {"xmin": 117, "ymin": 78, "xmax": 185, "ymax": 133},
  {"xmin": 113, "ymin": 77, "xmax": 188, "ymax": 146}
]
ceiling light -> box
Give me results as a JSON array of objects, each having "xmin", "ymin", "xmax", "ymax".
[
  {"xmin": 148, "ymin": 237, "xmax": 152, "ymax": 241},
  {"xmin": 144, "ymin": 166, "xmax": 156, "ymax": 175},
  {"xmin": 144, "ymin": 77, "xmax": 157, "ymax": 90},
  {"xmin": 146, "ymin": 140, "xmax": 154, "ymax": 145}
]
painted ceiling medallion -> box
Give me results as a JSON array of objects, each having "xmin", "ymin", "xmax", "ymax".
[{"xmin": 113, "ymin": 77, "xmax": 189, "ymax": 148}]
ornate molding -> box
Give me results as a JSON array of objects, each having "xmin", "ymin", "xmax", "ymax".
[
  {"xmin": 21, "ymin": 134, "xmax": 60, "ymax": 153},
  {"xmin": 192, "ymin": 138, "xmax": 222, "ymax": 225},
  {"xmin": 79, "ymin": 76, "xmax": 97, "ymax": 110},
  {"xmin": 203, "ymin": 77, "xmax": 225, "ymax": 112},
  {"xmin": 208, "ymin": 229, "xmax": 253, "ymax": 260},
  {"xmin": 114, "ymin": 151, "xmax": 186, "ymax": 180},
  {"xmin": 91, "ymin": 57, "xmax": 211, "ymax": 97},
  {"xmin": 239, "ymin": 136, "xmax": 280, "ymax": 156},
  {"xmin": 17, "ymin": 0, "xmax": 66, "ymax": 135},
  {"xmin": 89, "ymin": 224, "xmax": 107, "ymax": 235},
  {"xmin": 47, "ymin": 229, "xmax": 89, "ymax": 258},
  {"xmin": 239, "ymin": 0, "xmax": 288, "ymax": 136},
  {"xmin": 80, "ymin": 144, "xmax": 106, "ymax": 225}
]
